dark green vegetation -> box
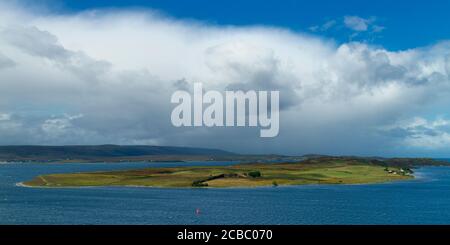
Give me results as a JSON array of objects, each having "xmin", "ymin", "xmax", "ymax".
[
  {"xmin": 23, "ymin": 156, "xmax": 445, "ymax": 188},
  {"xmin": 0, "ymin": 145, "xmax": 304, "ymax": 163},
  {"xmin": 0, "ymin": 145, "xmax": 234, "ymax": 162},
  {"xmin": 303, "ymin": 155, "xmax": 449, "ymax": 168}
]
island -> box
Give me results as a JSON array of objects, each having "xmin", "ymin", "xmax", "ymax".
[{"xmin": 22, "ymin": 156, "xmax": 446, "ymax": 188}]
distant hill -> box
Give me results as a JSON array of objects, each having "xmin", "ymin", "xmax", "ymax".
[
  {"xmin": 2, "ymin": 146, "xmax": 445, "ymax": 166},
  {"xmin": 0, "ymin": 145, "xmax": 235, "ymax": 162}
]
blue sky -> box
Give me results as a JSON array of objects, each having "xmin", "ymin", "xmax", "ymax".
[{"xmin": 29, "ymin": 0, "xmax": 450, "ymax": 51}]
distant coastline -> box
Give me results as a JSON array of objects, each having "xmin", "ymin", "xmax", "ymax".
[{"xmin": 0, "ymin": 145, "xmax": 298, "ymax": 163}]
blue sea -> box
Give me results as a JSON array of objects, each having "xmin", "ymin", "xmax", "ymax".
[{"xmin": 2, "ymin": 161, "xmax": 450, "ymax": 224}]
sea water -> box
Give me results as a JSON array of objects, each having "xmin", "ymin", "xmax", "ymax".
[{"xmin": 1, "ymin": 161, "xmax": 450, "ymax": 224}]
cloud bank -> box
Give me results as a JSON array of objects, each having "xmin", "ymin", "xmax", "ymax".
[{"xmin": 1, "ymin": 3, "xmax": 450, "ymax": 156}]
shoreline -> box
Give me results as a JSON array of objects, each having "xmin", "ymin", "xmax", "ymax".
[
  {"xmin": 16, "ymin": 175, "xmax": 415, "ymax": 189},
  {"xmin": 19, "ymin": 157, "xmax": 440, "ymax": 189},
  {"xmin": 15, "ymin": 182, "xmax": 30, "ymax": 188}
]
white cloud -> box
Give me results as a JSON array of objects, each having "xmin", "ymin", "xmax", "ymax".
[
  {"xmin": 372, "ymin": 25, "xmax": 385, "ymax": 33},
  {"xmin": 382, "ymin": 117, "xmax": 450, "ymax": 149},
  {"xmin": 0, "ymin": 113, "xmax": 11, "ymax": 121},
  {"xmin": 311, "ymin": 16, "xmax": 384, "ymax": 42},
  {"xmin": 41, "ymin": 114, "xmax": 83, "ymax": 133},
  {"xmin": 344, "ymin": 16, "xmax": 373, "ymax": 31},
  {"xmin": 0, "ymin": 3, "xmax": 449, "ymax": 155},
  {"xmin": 309, "ymin": 20, "xmax": 337, "ymax": 32},
  {"xmin": 0, "ymin": 53, "xmax": 15, "ymax": 69}
]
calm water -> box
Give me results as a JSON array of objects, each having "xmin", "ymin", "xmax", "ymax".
[{"xmin": 2, "ymin": 161, "xmax": 450, "ymax": 224}]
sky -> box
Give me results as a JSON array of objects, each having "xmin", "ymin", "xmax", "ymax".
[
  {"xmin": 1, "ymin": 0, "xmax": 450, "ymax": 157},
  {"xmin": 20, "ymin": 0, "xmax": 450, "ymax": 50}
]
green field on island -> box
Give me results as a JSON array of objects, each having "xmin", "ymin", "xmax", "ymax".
[{"xmin": 22, "ymin": 157, "xmax": 416, "ymax": 188}]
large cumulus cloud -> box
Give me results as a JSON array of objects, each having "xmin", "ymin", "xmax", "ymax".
[{"xmin": 1, "ymin": 2, "xmax": 450, "ymax": 156}]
